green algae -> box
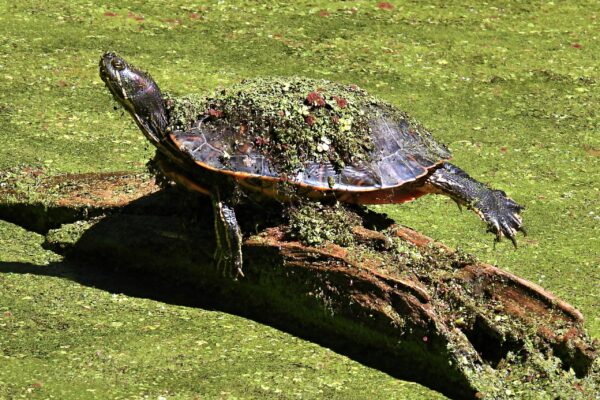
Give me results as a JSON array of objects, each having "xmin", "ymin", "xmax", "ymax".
[
  {"xmin": 287, "ymin": 201, "xmax": 361, "ymax": 246},
  {"xmin": 44, "ymin": 220, "xmax": 95, "ymax": 253},
  {"xmin": 0, "ymin": 0, "xmax": 599, "ymax": 399},
  {"xmin": 465, "ymin": 345, "xmax": 600, "ymax": 400}
]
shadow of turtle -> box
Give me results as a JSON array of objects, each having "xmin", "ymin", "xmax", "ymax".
[{"xmin": 0, "ymin": 189, "xmax": 472, "ymax": 400}]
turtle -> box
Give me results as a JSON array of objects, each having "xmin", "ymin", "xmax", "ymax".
[{"xmin": 99, "ymin": 52, "xmax": 525, "ymax": 278}]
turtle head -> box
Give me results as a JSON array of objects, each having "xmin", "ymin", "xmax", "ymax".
[{"xmin": 99, "ymin": 52, "xmax": 168, "ymax": 143}]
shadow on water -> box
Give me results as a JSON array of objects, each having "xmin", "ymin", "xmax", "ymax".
[
  {"xmin": 0, "ymin": 258, "xmax": 458, "ymax": 399},
  {"xmin": 0, "ymin": 190, "xmax": 468, "ymax": 399},
  {"xmin": 0, "ymin": 259, "xmax": 203, "ymax": 308}
]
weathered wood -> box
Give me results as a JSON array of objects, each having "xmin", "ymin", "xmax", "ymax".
[{"xmin": 1, "ymin": 170, "xmax": 597, "ymax": 399}]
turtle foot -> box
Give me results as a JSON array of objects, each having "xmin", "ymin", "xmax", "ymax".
[
  {"xmin": 212, "ymin": 197, "xmax": 244, "ymax": 280},
  {"xmin": 477, "ymin": 189, "xmax": 525, "ymax": 247},
  {"xmin": 214, "ymin": 246, "xmax": 244, "ymax": 280},
  {"xmin": 426, "ymin": 163, "xmax": 526, "ymax": 247}
]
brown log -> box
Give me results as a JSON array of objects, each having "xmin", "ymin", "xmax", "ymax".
[{"xmin": 0, "ymin": 170, "xmax": 597, "ymax": 399}]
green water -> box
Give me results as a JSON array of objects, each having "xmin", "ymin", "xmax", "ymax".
[{"xmin": 0, "ymin": 1, "xmax": 598, "ymax": 398}]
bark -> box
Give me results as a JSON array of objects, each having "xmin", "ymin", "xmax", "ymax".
[{"xmin": 0, "ymin": 170, "xmax": 597, "ymax": 399}]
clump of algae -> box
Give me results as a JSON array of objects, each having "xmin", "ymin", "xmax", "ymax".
[
  {"xmin": 44, "ymin": 220, "xmax": 95, "ymax": 252},
  {"xmin": 465, "ymin": 343, "xmax": 600, "ymax": 399},
  {"xmin": 287, "ymin": 201, "xmax": 360, "ymax": 246},
  {"xmin": 287, "ymin": 201, "xmax": 434, "ymax": 272},
  {"xmin": 164, "ymin": 77, "xmax": 409, "ymax": 173}
]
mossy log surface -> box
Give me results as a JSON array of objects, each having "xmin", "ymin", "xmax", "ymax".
[{"xmin": 1, "ymin": 171, "xmax": 597, "ymax": 400}]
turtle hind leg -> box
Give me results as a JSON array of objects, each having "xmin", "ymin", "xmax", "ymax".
[
  {"xmin": 212, "ymin": 196, "xmax": 244, "ymax": 279},
  {"xmin": 425, "ymin": 163, "xmax": 525, "ymax": 246}
]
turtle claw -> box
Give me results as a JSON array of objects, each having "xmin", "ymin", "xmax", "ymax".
[
  {"xmin": 214, "ymin": 247, "xmax": 244, "ymax": 280},
  {"xmin": 453, "ymin": 199, "xmax": 463, "ymax": 212},
  {"xmin": 509, "ymin": 235, "xmax": 518, "ymax": 249},
  {"xmin": 503, "ymin": 229, "xmax": 518, "ymax": 249}
]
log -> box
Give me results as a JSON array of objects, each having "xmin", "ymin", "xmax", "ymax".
[{"xmin": 0, "ymin": 169, "xmax": 597, "ymax": 399}]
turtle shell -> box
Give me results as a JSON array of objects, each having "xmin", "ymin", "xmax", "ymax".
[{"xmin": 167, "ymin": 78, "xmax": 451, "ymax": 192}]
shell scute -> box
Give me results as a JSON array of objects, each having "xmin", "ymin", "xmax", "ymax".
[{"xmin": 168, "ymin": 78, "xmax": 451, "ymax": 191}]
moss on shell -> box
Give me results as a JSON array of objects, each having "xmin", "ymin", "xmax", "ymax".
[
  {"xmin": 165, "ymin": 77, "xmax": 405, "ymax": 173},
  {"xmin": 164, "ymin": 92, "xmax": 208, "ymax": 130}
]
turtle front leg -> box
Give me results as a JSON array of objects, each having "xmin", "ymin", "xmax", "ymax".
[
  {"xmin": 425, "ymin": 163, "xmax": 525, "ymax": 246},
  {"xmin": 212, "ymin": 196, "xmax": 244, "ymax": 279}
]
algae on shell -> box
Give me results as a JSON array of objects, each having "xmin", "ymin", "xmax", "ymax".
[{"xmin": 164, "ymin": 77, "xmax": 421, "ymax": 174}]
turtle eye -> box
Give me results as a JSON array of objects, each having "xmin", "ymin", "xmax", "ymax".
[{"xmin": 111, "ymin": 58, "xmax": 125, "ymax": 71}]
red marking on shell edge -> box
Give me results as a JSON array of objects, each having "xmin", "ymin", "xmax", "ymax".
[
  {"xmin": 377, "ymin": 2, "xmax": 394, "ymax": 10},
  {"xmin": 306, "ymin": 91, "xmax": 326, "ymax": 107}
]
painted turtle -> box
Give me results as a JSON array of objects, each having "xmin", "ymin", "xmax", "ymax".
[{"xmin": 99, "ymin": 52, "xmax": 525, "ymax": 278}]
